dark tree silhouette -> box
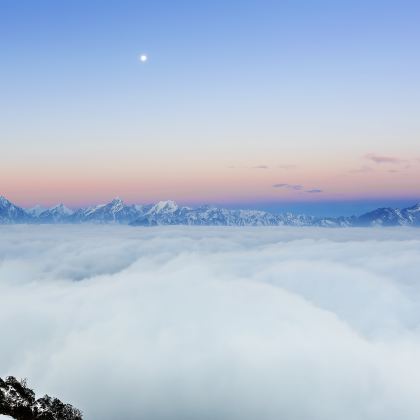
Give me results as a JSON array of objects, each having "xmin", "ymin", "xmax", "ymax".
[{"xmin": 0, "ymin": 376, "xmax": 82, "ymax": 420}]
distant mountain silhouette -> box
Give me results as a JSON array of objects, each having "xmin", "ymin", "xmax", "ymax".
[{"xmin": 0, "ymin": 195, "xmax": 419, "ymax": 227}]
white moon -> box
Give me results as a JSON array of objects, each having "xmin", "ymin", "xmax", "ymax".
[{"xmin": 139, "ymin": 54, "xmax": 148, "ymax": 62}]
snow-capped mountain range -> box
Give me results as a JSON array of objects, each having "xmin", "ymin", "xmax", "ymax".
[{"xmin": 0, "ymin": 195, "xmax": 419, "ymax": 227}]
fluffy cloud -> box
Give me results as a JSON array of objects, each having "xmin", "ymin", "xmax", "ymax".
[{"xmin": 1, "ymin": 225, "xmax": 420, "ymax": 420}]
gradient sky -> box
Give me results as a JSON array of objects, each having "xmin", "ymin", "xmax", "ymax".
[{"xmin": 1, "ymin": 0, "xmax": 420, "ymax": 215}]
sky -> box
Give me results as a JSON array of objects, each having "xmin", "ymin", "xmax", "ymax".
[{"xmin": 1, "ymin": 0, "xmax": 420, "ymax": 215}]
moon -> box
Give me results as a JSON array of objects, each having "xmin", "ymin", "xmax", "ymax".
[{"xmin": 139, "ymin": 54, "xmax": 148, "ymax": 63}]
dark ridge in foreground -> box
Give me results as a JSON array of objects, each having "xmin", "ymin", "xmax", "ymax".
[
  {"xmin": 0, "ymin": 376, "xmax": 82, "ymax": 420},
  {"xmin": 1, "ymin": 195, "xmax": 420, "ymax": 227}
]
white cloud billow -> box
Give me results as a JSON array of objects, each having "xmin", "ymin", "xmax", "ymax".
[{"xmin": 1, "ymin": 225, "xmax": 420, "ymax": 419}]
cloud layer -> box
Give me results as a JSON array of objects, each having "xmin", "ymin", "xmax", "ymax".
[{"xmin": 1, "ymin": 225, "xmax": 420, "ymax": 420}]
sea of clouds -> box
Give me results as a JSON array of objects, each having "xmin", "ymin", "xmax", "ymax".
[{"xmin": 1, "ymin": 225, "xmax": 420, "ymax": 419}]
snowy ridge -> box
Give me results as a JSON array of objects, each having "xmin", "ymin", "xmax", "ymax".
[
  {"xmin": 0, "ymin": 195, "xmax": 419, "ymax": 227},
  {"xmin": 38, "ymin": 203, "xmax": 74, "ymax": 223},
  {"xmin": 0, "ymin": 196, "xmax": 32, "ymax": 224},
  {"xmin": 26, "ymin": 204, "xmax": 47, "ymax": 217}
]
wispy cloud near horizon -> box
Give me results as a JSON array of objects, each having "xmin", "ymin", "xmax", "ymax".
[
  {"xmin": 365, "ymin": 153, "xmax": 407, "ymax": 164},
  {"xmin": 273, "ymin": 183, "xmax": 303, "ymax": 190},
  {"xmin": 273, "ymin": 184, "xmax": 323, "ymax": 194},
  {"xmin": 306, "ymin": 189, "xmax": 323, "ymax": 193}
]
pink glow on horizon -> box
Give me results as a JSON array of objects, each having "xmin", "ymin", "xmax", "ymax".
[
  {"xmin": 2, "ymin": 175, "xmax": 420, "ymax": 209},
  {"xmin": 1, "ymin": 154, "xmax": 419, "ymax": 207}
]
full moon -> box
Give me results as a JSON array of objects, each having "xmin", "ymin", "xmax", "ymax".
[{"xmin": 139, "ymin": 54, "xmax": 148, "ymax": 62}]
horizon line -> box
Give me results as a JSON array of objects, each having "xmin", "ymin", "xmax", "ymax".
[{"xmin": 2, "ymin": 194, "xmax": 420, "ymax": 218}]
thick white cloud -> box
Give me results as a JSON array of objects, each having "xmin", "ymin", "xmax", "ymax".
[{"xmin": 1, "ymin": 225, "xmax": 420, "ymax": 419}]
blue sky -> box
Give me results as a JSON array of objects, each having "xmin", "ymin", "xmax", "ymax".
[{"xmin": 1, "ymin": 0, "xmax": 420, "ymax": 215}]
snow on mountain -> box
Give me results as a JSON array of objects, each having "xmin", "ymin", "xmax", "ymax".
[
  {"xmin": 134, "ymin": 203, "xmax": 153, "ymax": 213},
  {"xmin": 402, "ymin": 203, "xmax": 420, "ymax": 226},
  {"xmin": 1, "ymin": 195, "xmax": 420, "ymax": 227},
  {"xmin": 151, "ymin": 200, "xmax": 180, "ymax": 214},
  {"xmin": 69, "ymin": 197, "xmax": 146, "ymax": 224},
  {"xmin": 0, "ymin": 196, "xmax": 32, "ymax": 223},
  {"xmin": 54, "ymin": 203, "xmax": 73, "ymax": 215},
  {"xmin": 132, "ymin": 201, "xmax": 187, "ymax": 226},
  {"xmin": 356, "ymin": 207, "xmax": 408, "ymax": 227},
  {"xmin": 131, "ymin": 203, "xmax": 316, "ymax": 227},
  {"xmin": 26, "ymin": 204, "xmax": 47, "ymax": 217},
  {"xmin": 37, "ymin": 203, "xmax": 74, "ymax": 223}
]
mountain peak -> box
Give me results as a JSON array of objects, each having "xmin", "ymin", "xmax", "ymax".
[
  {"xmin": 0, "ymin": 196, "xmax": 30, "ymax": 223},
  {"xmin": 27, "ymin": 205, "xmax": 47, "ymax": 216},
  {"xmin": 151, "ymin": 200, "xmax": 179, "ymax": 213},
  {"xmin": 405, "ymin": 202, "xmax": 420, "ymax": 212},
  {"xmin": 108, "ymin": 197, "xmax": 125, "ymax": 208},
  {"xmin": 0, "ymin": 196, "xmax": 11, "ymax": 206},
  {"xmin": 50, "ymin": 203, "xmax": 73, "ymax": 215}
]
